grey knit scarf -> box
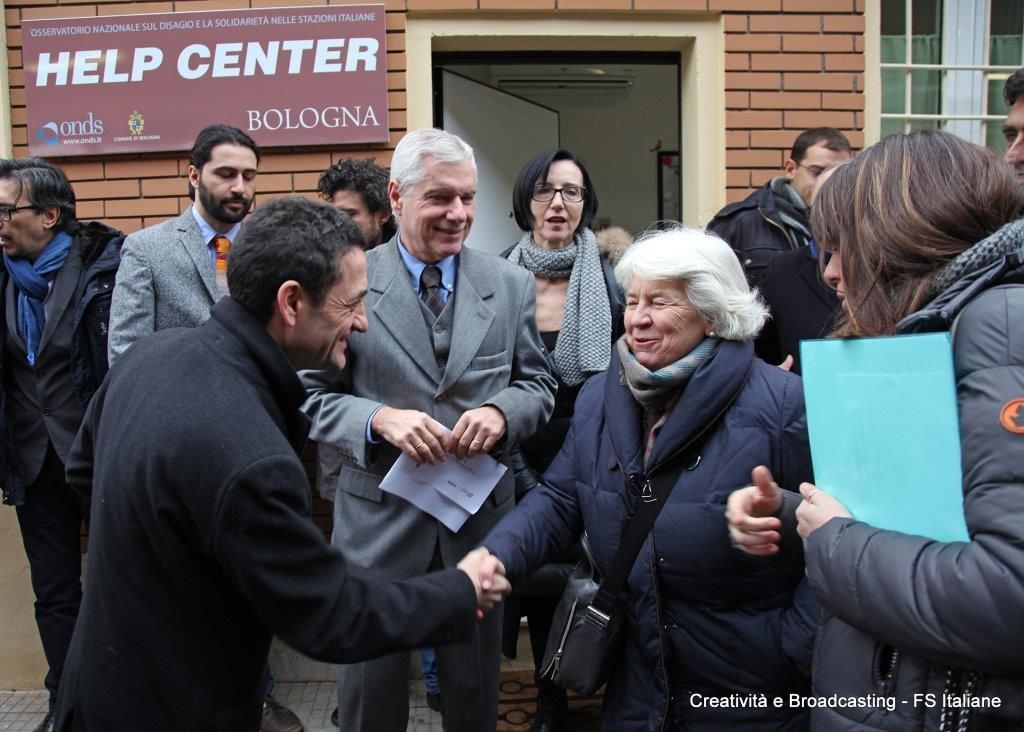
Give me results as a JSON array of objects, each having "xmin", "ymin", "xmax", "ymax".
[
  {"xmin": 507, "ymin": 228, "xmax": 612, "ymax": 385},
  {"xmin": 930, "ymin": 217, "xmax": 1024, "ymax": 295},
  {"xmin": 616, "ymin": 335, "xmax": 718, "ymax": 462}
]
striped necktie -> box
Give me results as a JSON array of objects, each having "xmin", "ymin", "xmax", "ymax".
[{"xmin": 419, "ymin": 265, "xmax": 444, "ymax": 318}]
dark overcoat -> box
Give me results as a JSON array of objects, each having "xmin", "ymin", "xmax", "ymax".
[{"xmin": 54, "ymin": 297, "xmax": 477, "ymax": 731}]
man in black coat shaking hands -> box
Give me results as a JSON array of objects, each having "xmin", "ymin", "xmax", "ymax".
[{"xmin": 54, "ymin": 197, "xmax": 509, "ymax": 731}]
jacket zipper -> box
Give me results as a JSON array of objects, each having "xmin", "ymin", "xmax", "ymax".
[
  {"xmin": 874, "ymin": 645, "xmax": 900, "ymax": 698},
  {"xmin": 758, "ymin": 206, "xmax": 802, "ymax": 252},
  {"xmin": 605, "ymin": 372, "xmax": 749, "ymax": 729}
]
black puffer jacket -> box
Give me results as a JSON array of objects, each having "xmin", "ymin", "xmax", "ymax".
[
  {"xmin": 707, "ymin": 177, "xmax": 812, "ymax": 285},
  {"xmin": 804, "ymin": 220, "xmax": 1024, "ymax": 731},
  {"xmin": 0, "ymin": 221, "xmax": 123, "ymax": 506}
]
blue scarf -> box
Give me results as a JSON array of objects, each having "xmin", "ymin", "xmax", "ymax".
[{"xmin": 4, "ymin": 230, "xmax": 73, "ymax": 365}]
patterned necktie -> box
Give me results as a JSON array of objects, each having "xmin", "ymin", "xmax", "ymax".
[
  {"xmin": 420, "ymin": 265, "xmax": 444, "ymax": 318},
  {"xmin": 212, "ymin": 235, "xmax": 230, "ymax": 296}
]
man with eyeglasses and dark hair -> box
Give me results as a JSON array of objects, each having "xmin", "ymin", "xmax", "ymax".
[
  {"xmin": 708, "ymin": 127, "xmax": 852, "ymax": 285},
  {"xmin": 0, "ymin": 157, "xmax": 123, "ymax": 732}
]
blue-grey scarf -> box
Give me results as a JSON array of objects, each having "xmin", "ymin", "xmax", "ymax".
[{"xmin": 4, "ymin": 230, "xmax": 73, "ymax": 365}]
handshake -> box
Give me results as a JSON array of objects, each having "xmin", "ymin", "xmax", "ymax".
[{"xmin": 456, "ymin": 548, "xmax": 511, "ymax": 619}]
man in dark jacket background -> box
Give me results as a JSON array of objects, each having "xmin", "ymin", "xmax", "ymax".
[
  {"xmin": 0, "ymin": 158, "xmax": 122, "ymax": 732},
  {"xmin": 53, "ymin": 197, "xmax": 508, "ymax": 731},
  {"xmin": 708, "ymin": 127, "xmax": 851, "ymax": 284}
]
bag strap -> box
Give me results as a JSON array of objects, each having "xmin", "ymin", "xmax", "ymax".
[{"xmin": 586, "ymin": 365, "xmax": 751, "ymax": 624}]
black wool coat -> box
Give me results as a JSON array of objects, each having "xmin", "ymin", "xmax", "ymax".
[
  {"xmin": 754, "ymin": 246, "xmax": 840, "ymax": 374},
  {"xmin": 54, "ymin": 297, "xmax": 477, "ymax": 731}
]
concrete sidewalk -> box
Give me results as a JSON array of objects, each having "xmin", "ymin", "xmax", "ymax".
[{"xmin": 0, "ymin": 681, "xmax": 444, "ymax": 731}]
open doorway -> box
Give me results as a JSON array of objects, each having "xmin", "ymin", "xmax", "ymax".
[{"xmin": 434, "ymin": 52, "xmax": 681, "ymax": 253}]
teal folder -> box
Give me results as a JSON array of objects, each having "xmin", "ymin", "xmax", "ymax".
[{"xmin": 800, "ymin": 333, "xmax": 969, "ymax": 543}]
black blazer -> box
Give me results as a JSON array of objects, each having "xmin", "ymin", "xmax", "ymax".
[
  {"xmin": 754, "ymin": 246, "xmax": 840, "ymax": 375},
  {"xmin": 55, "ymin": 298, "xmax": 477, "ymax": 731}
]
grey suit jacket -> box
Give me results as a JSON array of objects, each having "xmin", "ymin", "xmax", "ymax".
[
  {"xmin": 301, "ymin": 240, "xmax": 555, "ymax": 575},
  {"xmin": 107, "ymin": 210, "xmax": 220, "ymax": 365}
]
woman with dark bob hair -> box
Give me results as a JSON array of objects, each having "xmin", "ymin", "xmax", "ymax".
[
  {"xmin": 729, "ymin": 129, "xmax": 1024, "ymax": 730},
  {"xmin": 501, "ymin": 149, "xmax": 626, "ymax": 730},
  {"xmin": 487, "ymin": 226, "xmax": 818, "ymax": 730}
]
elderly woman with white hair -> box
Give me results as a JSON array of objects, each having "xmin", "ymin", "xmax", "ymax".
[{"xmin": 483, "ymin": 226, "xmax": 817, "ymax": 730}]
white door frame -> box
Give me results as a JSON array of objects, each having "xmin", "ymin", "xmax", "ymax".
[{"xmin": 404, "ymin": 15, "xmax": 725, "ymax": 227}]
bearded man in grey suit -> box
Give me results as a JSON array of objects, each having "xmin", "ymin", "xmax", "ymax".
[
  {"xmin": 107, "ymin": 124, "xmax": 259, "ymax": 365},
  {"xmin": 301, "ymin": 128, "xmax": 556, "ymax": 732}
]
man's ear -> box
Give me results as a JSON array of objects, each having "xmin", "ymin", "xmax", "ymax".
[
  {"xmin": 376, "ymin": 208, "xmax": 391, "ymax": 228},
  {"xmin": 783, "ymin": 158, "xmax": 798, "ymax": 181},
  {"xmin": 388, "ymin": 180, "xmax": 402, "ymax": 216},
  {"xmin": 39, "ymin": 205, "xmax": 61, "ymax": 230},
  {"xmin": 274, "ymin": 280, "xmax": 304, "ymax": 328},
  {"xmin": 188, "ymin": 164, "xmax": 201, "ymax": 190}
]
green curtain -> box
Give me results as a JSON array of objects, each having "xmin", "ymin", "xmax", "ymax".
[
  {"xmin": 987, "ymin": 35, "xmax": 1024, "ymax": 151},
  {"xmin": 881, "ymin": 35, "xmax": 942, "ymax": 137}
]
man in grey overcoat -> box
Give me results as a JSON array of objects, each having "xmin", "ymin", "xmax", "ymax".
[{"xmin": 301, "ymin": 128, "xmax": 556, "ymax": 731}]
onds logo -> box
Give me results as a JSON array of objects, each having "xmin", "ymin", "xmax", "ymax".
[
  {"xmin": 36, "ymin": 122, "xmax": 59, "ymax": 145},
  {"xmin": 35, "ymin": 113, "xmax": 104, "ymax": 146}
]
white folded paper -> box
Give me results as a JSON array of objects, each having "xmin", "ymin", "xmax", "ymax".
[{"xmin": 379, "ymin": 449, "xmax": 508, "ymax": 532}]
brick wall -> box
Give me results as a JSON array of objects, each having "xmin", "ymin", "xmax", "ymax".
[{"xmin": 721, "ymin": 0, "xmax": 866, "ymax": 203}]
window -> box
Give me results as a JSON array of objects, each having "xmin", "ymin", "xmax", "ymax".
[{"xmin": 880, "ymin": 0, "xmax": 1024, "ymax": 152}]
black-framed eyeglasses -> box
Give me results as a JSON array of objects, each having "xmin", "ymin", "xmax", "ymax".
[
  {"xmin": 0, "ymin": 205, "xmax": 38, "ymax": 222},
  {"xmin": 795, "ymin": 162, "xmax": 828, "ymax": 177},
  {"xmin": 532, "ymin": 184, "xmax": 586, "ymax": 204}
]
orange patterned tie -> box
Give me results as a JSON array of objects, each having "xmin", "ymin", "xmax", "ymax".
[{"xmin": 212, "ymin": 235, "xmax": 230, "ymax": 296}]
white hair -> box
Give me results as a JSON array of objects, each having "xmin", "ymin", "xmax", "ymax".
[
  {"xmin": 614, "ymin": 225, "xmax": 769, "ymax": 341},
  {"xmin": 389, "ymin": 128, "xmax": 475, "ymax": 195}
]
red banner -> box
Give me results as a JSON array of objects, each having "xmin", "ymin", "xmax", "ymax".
[{"xmin": 22, "ymin": 4, "xmax": 389, "ymax": 156}]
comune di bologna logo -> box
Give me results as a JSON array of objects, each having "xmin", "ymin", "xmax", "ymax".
[{"xmin": 35, "ymin": 113, "xmax": 105, "ymax": 145}]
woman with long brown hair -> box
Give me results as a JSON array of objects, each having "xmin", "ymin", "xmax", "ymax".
[{"xmin": 729, "ymin": 129, "xmax": 1024, "ymax": 731}]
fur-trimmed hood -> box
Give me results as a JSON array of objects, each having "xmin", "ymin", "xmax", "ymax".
[{"xmin": 595, "ymin": 226, "xmax": 633, "ymax": 265}]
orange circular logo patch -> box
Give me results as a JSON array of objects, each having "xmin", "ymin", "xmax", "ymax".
[{"xmin": 999, "ymin": 399, "xmax": 1024, "ymax": 434}]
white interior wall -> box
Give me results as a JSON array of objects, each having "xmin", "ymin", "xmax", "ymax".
[{"xmin": 446, "ymin": 64, "xmax": 679, "ymax": 237}]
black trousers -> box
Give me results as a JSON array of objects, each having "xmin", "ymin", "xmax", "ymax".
[{"xmin": 14, "ymin": 444, "xmax": 88, "ymax": 711}]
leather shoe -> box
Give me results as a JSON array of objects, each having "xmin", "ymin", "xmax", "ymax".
[
  {"xmin": 34, "ymin": 712, "xmax": 54, "ymax": 732},
  {"xmin": 330, "ymin": 706, "xmax": 339, "ymax": 727},
  {"xmin": 426, "ymin": 691, "xmax": 442, "ymax": 713},
  {"xmin": 261, "ymin": 696, "xmax": 303, "ymax": 732}
]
